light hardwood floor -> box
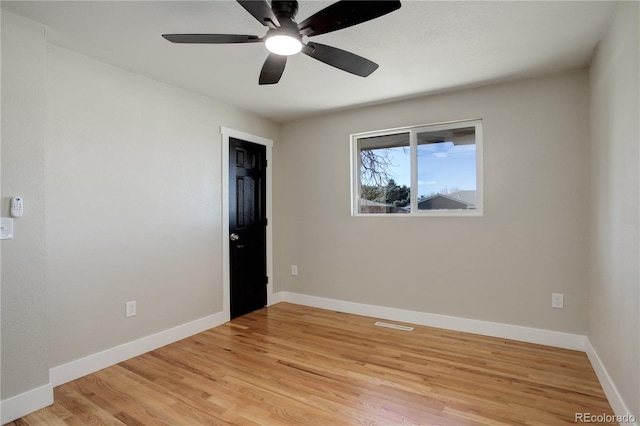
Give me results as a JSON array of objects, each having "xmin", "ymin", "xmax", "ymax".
[{"xmin": 9, "ymin": 303, "xmax": 613, "ymax": 425}]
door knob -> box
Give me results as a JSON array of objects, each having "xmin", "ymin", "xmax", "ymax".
[{"xmin": 230, "ymin": 233, "xmax": 240, "ymax": 241}]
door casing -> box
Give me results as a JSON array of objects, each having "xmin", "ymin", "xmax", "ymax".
[{"xmin": 221, "ymin": 127, "xmax": 274, "ymax": 321}]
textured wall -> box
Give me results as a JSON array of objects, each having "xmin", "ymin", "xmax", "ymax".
[
  {"xmin": 46, "ymin": 45, "xmax": 279, "ymax": 367},
  {"xmin": 588, "ymin": 1, "xmax": 640, "ymax": 418},
  {"xmin": 1, "ymin": 12, "xmax": 49, "ymax": 399},
  {"xmin": 275, "ymin": 71, "xmax": 590, "ymax": 334}
]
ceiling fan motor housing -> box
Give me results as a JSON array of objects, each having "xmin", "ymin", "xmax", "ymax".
[
  {"xmin": 271, "ymin": 1, "xmax": 299, "ymax": 19},
  {"xmin": 267, "ymin": 1, "xmax": 302, "ymax": 42}
]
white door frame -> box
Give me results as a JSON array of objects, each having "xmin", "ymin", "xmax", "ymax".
[{"xmin": 220, "ymin": 127, "xmax": 274, "ymax": 321}]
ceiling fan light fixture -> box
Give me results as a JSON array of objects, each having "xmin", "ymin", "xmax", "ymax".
[
  {"xmin": 162, "ymin": 0, "xmax": 402, "ymax": 84},
  {"xmin": 265, "ymin": 34, "xmax": 302, "ymax": 56}
]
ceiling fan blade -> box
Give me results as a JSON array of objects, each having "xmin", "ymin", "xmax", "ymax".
[
  {"xmin": 259, "ymin": 53, "xmax": 287, "ymax": 85},
  {"xmin": 162, "ymin": 34, "xmax": 262, "ymax": 44},
  {"xmin": 237, "ymin": 0, "xmax": 280, "ymax": 29},
  {"xmin": 298, "ymin": 0, "xmax": 401, "ymax": 37},
  {"xmin": 302, "ymin": 42, "xmax": 378, "ymax": 77}
]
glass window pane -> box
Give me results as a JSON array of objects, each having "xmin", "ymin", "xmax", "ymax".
[
  {"xmin": 358, "ymin": 133, "xmax": 410, "ymax": 214},
  {"xmin": 417, "ymin": 126, "xmax": 477, "ymax": 211}
]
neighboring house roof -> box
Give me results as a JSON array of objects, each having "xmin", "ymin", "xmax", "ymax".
[
  {"xmin": 359, "ymin": 198, "xmax": 390, "ymax": 208},
  {"xmin": 360, "ymin": 190, "xmax": 477, "ymax": 212},
  {"xmin": 359, "ymin": 198, "xmax": 409, "ymax": 213},
  {"xmin": 418, "ymin": 191, "xmax": 476, "ymax": 209},
  {"xmin": 446, "ymin": 190, "xmax": 477, "ymax": 206}
]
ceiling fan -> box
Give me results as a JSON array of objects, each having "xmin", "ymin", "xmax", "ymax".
[{"xmin": 162, "ymin": 0, "xmax": 401, "ymax": 85}]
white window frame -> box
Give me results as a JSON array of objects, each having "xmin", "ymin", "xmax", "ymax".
[{"xmin": 350, "ymin": 119, "xmax": 483, "ymax": 217}]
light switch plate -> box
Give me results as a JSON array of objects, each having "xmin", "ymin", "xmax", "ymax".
[{"xmin": 1, "ymin": 218, "xmax": 14, "ymax": 240}]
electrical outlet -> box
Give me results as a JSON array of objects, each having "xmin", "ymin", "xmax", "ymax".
[
  {"xmin": 125, "ymin": 301, "xmax": 137, "ymax": 318},
  {"xmin": 291, "ymin": 265, "xmax": 298, "ymax": 276},
  {"xmin": 551, "ymin": 293, "xmax": 564, "ymax": 309}
]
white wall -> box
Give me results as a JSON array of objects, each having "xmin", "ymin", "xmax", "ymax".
[
  {"xmin": 275, "ymin": 71, "xmax": 590, "ymax": 334},
  {"xmin": 1, "ymin": 10, "xmax": 279, "ymax": 421},
  {"xmin": 1, "ymin": 11, "xmax": 49, "ymax": 402},
  {"xmin": 588, "ymin": 1, "xmax": 639, "ymax": 419},
  {"xmin": 45, "ymin": 45, "xmax": 279, "ymax": 367}
]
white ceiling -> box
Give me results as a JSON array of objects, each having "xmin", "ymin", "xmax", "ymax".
[{"xmin": 2, "ymin": 1, "xmax": 615, "ymax": 123}]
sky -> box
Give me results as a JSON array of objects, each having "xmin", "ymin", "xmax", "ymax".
[{"xmin": 380, "ymin": 143, "xmax": 476, "ymax": 198}]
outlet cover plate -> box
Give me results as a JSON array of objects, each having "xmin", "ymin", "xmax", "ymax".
[
  {"xmin": 125, "ymin": 301, "xmax": 137, "ymax": 317},
  {"xmin": 552, "ymin": 293, "xmax": 564, "ymax": 309}
]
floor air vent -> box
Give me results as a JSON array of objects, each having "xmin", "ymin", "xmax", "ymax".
[{"xmin": 374, "ymin": 321, "xmax": 414, "ymax": 331}]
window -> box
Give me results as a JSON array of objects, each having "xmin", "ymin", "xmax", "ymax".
[{"xmin": 351, "ymin": 119, "xmax": 482, "ymax": 216}]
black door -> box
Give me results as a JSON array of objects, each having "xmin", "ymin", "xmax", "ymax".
[{"xmin": 229, "ymin": 137, "xmax": 267, "ymax": 319}]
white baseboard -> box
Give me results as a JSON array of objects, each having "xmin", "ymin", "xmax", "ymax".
[
  {"xmin": 276, "ymin": 291, "xmax": 586, "ymax": 351},
  {"xmin": 3, "ymin": 311, "xmax": 228, "ymax": 422},
  {"xmin": 50, "ymin": 310, "xmax": 228, "ymax": 387},
  {"xmin": 585, "ymin": 339, "xmax": 639, "ymax": 425},
  {"xmin": 0, "ymin": 382, "xmax": 53, "ymax": 425}
]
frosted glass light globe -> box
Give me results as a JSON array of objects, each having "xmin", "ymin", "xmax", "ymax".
[{"xmin": 265, "ymin": 34, "xmax": 302, "ymax": 56}]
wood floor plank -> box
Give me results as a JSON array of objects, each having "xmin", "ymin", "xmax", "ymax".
[{"xmin": 9, "ymin": 303, "xmax": 615, "ymax": 425}]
